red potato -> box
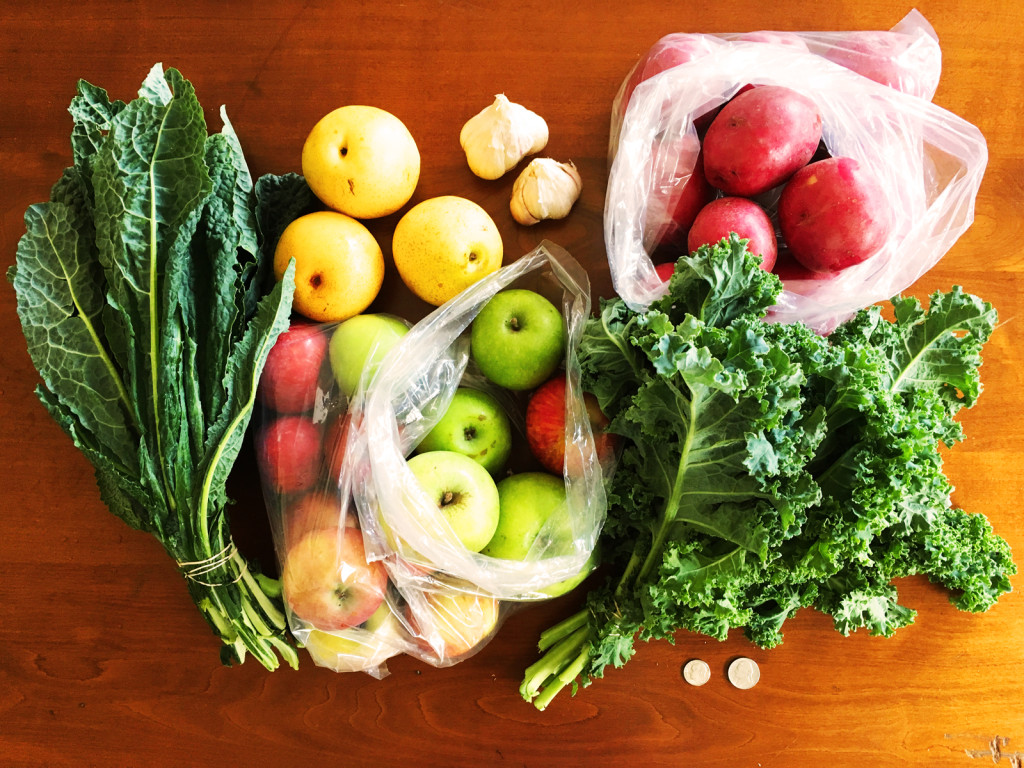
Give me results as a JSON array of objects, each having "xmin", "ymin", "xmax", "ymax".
[
  {"xmin": 736, "ymin": 31, "xmax": 810, "ymax": 52},
  {"xmin": 823, "ymin": 31, "xmax": 939, "ymax": 98},
  {"xmin": 687, "ymin": 197, "xmax": 777, "ymax": 271},
  {"xmin": 778, "ymin": 157, "xmax": 893, "ymax": 274},
  {"xmin": 643, "ymin": 134, "xmax": 715, "ymax": 259},
  {"xmin": 702, "ymin": 85, "xmax": 822, "ymax": 197},
  {"xmin": 771, "ymin": 251, "xmax": 841, "ymax": 283},
  {"xmin": 621, "ymin": 33, "xmax": 716, "ymax": 109}
]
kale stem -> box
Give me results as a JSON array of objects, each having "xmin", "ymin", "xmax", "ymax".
[
  {"xmin": 521, "ymin": 625, "xmax": 589, "ymax": 702},
  {"xmin": 533, "ymin": 647, "xmax": 592, "ymax": 711},
  {"xmin": 614, "ymin": 549, "xmax": 643, "ymax": 599},
  {"xmin": 237, "ymin": 556, "xmax": 288, "ymax": 630},
  {"xmin": 537, "ymin": 608, "xmax": 588, "ymax": 652}
]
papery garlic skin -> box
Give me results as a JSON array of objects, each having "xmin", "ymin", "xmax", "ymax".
[
  {"xmin": 510, "ymin": 159, "xmax": 583, "ymax": 226},
  {"xmin": 460, "ymin": 94, "xmax": 549, "ymax": 180}
]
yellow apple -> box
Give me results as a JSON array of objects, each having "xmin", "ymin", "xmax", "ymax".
[
  {"xmin": 391, "ymin": 196, "xmax": 503, "ymax": 306},
  {"xmin": 274, "ymin": 210, "xmax": 384, "ymax": 323},
  {"xmin": 303, "ymin": 617, "xmax": 401, "ymax": 673},
  {"xmin": 410, "ymin": 590, "xmax": 500, "ymax": 659},
  {"xmin": 301, "ymin": 105, "xmax": 420, "ymax": 219}
]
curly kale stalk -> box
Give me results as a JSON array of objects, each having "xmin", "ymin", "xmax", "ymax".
[
  {"xmin": 9, "ymin": 65, "xmax": 313, "ymax": 669},
  {"xmin": 521, "ymin": 236, "xmax": 1014, "ymax": 710}
]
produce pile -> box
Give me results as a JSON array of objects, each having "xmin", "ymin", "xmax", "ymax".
[{"xmin": 7, "ymin": 11, "xmax": 1014, "ymax": 711}]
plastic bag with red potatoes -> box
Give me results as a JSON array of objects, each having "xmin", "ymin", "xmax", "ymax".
[
  {"xmin": 253, "ymin": 241, "xmax": 608, "ymax": 674},
  {"xmin": 605, "ymin": 10, "xmax": 988, "ymax": 332}
]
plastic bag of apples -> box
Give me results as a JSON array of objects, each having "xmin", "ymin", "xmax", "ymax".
[
  {"xmin": 254, "ymin": 241, "xmax": 610, "ymax": 675},
  {"xmin": 349, "ymin": 241, "xmax": 609, "ymax": 666},
  {"xmin": 254, "ymin": 310, "xmax": 413, "ymax": 678},
  {"xmin": 604, "ymin": 9, "xmax": 988, "ymax": 333}
]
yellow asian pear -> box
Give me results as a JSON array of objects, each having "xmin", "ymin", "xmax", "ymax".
[
  {"xmin": 391, "ymin": 196, "xmax": 503, "ymax": 306},
  {"xmin": 274, "ymin": 210, "xmax": 384, "ymax": 323},
  {"xmin": 301, "ymin": 105, "xmax": 420, "ymax": 219}
]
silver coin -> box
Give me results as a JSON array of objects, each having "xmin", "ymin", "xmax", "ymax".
[
  {"xmin": 727, "ymin": 657, "xmax": 760, "ymax": 689},
  {"xmin": 682, "ymin": 659, "xmax": 711, "ymax": 686}
]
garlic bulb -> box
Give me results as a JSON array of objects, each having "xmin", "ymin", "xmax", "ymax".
[
  {"xmin": 510, "ymin": 158, "xmax": 582, "ymax": 226},
  {"xmin": 460, "ymin": 94, "xmax": 549, "ymax": 180}
]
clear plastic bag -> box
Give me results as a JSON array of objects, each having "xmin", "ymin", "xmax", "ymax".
[
  {"xmin": 255, "ymin": 241, "xmax": 607, "ymax": 670},
  {"xmin": 254, "ymin": 317, "xmax": 417, "ymax": 679},
  {"xmin": 348, "ymin": 241, "xmax": 606, "ymax": 663},
  {"xmin": 605, "ymin": 10, "xmax": 987, "ymax": 332}
]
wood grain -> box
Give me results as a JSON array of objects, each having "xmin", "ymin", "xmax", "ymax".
[{"xmin": 2, "ymin": 2, "xmax": 1022, "ymax": 766}]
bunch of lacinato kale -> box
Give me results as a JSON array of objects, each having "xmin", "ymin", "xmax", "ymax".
[{"xmin": 9, "ymin": 64, "xmax": 319, "ymax": 669}]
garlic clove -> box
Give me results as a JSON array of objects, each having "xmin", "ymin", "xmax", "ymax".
[
  {"xmin": 460, "ymin": 94, "xmax": 549, "ymax": 180},
  {"xmin": 510, "ymin": 158, "xmax": 583, "ymax": 226}
]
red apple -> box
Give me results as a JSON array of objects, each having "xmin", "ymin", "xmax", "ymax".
[
  {"xmin": 526, "ymin": 376, "xmax": 618, "ymax": 475},
  {"xmin": 687, "ymin": 197, "xmax": 778, "ymax": 271},
  {"xmin": 257, "ymin": 415, "xmax": 322, "ymax": 495},
  {"xmin": 282, "ymin": 526, "xmax": 388, "ymax": 631},
  {"xmin": 283, "ymin": 491, "xmax": 353, "ymax": 550},
  {"xmin": 322, "ymin": 412, "xmax": 353, "ymax": 488},
  {"xmin": 258, "ymin": 322, "xmax": 328, "ymax": 414},
  {"xmin": 643, "ymin": 136, "xmax": 715, "ymax": 259}
]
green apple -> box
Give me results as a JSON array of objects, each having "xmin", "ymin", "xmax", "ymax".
[
  {"xmin": 470, "ymin": 289, "xmax": 565, "ymax": 391},
  {"xmin": 407, "ymin": 450, "xmax": 500, "ymax": 552},
  {"xmin": 538, "ymin": 545, "xmax": 599, "ymax": 598},
  {"xmin": 482, "ymin": 471, "xmax": 597, "ymax": 596},
  {"xmin": 415, "ymin": 387, "xmax": 513, "ymax": 475},
  {"xmin": 482, "ymin": 471, "xmax": 569, "ymax": 559},
  {"xmin": 329, "ymin": 313, "xmax": 409, "ymax": 398}
]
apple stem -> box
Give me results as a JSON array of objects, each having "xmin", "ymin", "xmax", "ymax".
[
  {"xmin": 442, "ymin": 491, "xmax": 455, "ymax": 506},
  {"xmin": 509, "ymin": 316, "xmax": 520, "ymax": 332}
]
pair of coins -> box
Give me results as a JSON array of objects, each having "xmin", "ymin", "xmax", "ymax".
[{"xmin": 682, "ymin": 657, "xmax": 760, "ymax": 689}]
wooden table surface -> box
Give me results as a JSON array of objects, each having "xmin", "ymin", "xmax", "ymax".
[{"xmin": 2, "ymin": 2, "xmax": 1022, "ymax": 766}]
